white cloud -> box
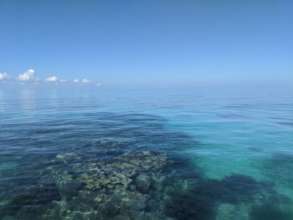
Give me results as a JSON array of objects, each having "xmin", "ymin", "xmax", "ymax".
[
  {"xmin": 81, "ymin": 78, "xmax": 90, "ymax": 83},
  {"xmin": 18, "ymin": 69, "xmax": 35, "ymax": 81},
  {"xmin": 0, "ymin": 72, "xmax": 9, "ymax": 81},
  {"xmin": 73, "ymin": 78, "xmax": 80, "ymax": 83},
  {"xmin": 45, "ymin": 75, "xmax": 58, "ymax": 82}
]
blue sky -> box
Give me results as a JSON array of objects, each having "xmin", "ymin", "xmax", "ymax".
[{"xmin": 0, "ymin": 0, "xmax": 292, "ymax": 86}]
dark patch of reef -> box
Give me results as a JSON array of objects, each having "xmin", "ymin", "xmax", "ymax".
[{"xmin": 164, "ymin": 174, "xmax": 293, "ymax": 220}]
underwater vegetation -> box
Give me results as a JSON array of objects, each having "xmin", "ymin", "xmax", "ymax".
[{"xmin": 0, "ymin": 113, "xmax": 292, "ymax": 220}]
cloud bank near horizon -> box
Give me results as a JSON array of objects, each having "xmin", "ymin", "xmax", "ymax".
[
  {"xmin": 17, "ymin": 69, "xmax": 35, "ymax": 81},
  {"xmin": 0, "ymin": 69, "xmax": 100, "ymax": 86},
  {"xmin": 0, "ymin": 72, "xmax": 9, "ymax": 81},
  {"xmin": 45, "ymin": 75, "xmax": 58, "ymax": 82}
]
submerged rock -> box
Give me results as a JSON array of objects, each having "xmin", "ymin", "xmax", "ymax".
[{"xmin": 135, "ymin": 174, "xmax": 152, "ymax": 193}]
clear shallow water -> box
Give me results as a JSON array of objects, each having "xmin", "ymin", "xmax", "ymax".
[{"xmin": 0, "ymin": 85, "xmax": 293, "ymax": 220}]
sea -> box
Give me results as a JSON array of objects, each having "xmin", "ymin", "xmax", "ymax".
[{"xmin": 0, "ymin": 83, "xmax": 292, "ymax": 220}]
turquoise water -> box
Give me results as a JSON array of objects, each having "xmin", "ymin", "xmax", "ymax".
[{"xmin": 0, "ymin": 85, "xmax": 293, "ymax": 220}]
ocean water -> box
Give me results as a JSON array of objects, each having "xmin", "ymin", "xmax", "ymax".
[{"xmin": 0, "ymin": 84, "xmax": 293, "ymax": 220}]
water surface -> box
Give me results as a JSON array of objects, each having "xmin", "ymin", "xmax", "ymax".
[{"xmin": 0, "ymin": 85, "xmax": 293, "ymax": 220}]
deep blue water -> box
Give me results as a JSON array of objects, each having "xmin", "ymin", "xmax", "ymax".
[{"xmin": 0, "ymin": 84, "xmax": 293, "ymax": 220}]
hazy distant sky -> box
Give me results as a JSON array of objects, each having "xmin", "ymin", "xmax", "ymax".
[{"xmin": 0, "ymin": 0, "xmax": 292, "ymax": 86}]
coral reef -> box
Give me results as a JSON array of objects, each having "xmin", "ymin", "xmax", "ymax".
[{"xmin": 42, "ymin": 150, "xmax": 170, "ymax": 220}]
